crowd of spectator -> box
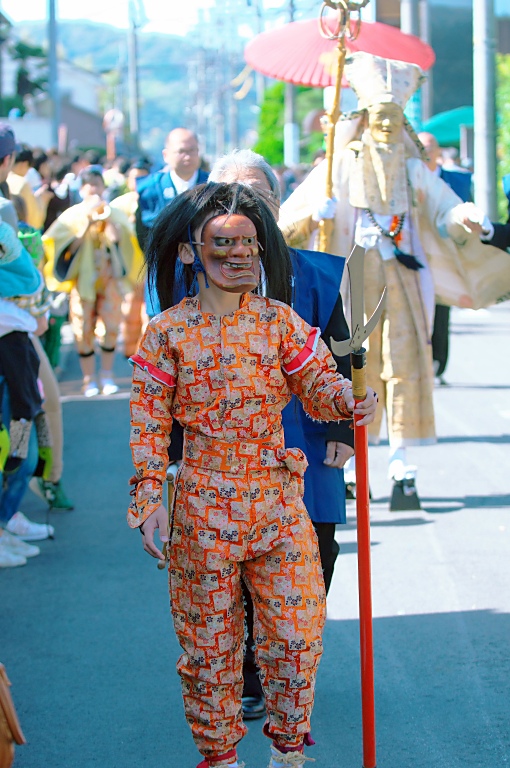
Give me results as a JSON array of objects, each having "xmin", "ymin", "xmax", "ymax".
[
  {"xmin": 0, "ymin": 127, "xmax": 154, "ymax": 568},
  {"xmin": 1, "ymin": 120, "xmax": 509, "ymax": 570}
]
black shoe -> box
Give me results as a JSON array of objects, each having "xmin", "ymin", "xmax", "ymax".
[
  {"xmin": 390, "ymin": 473, "xmax": 421, "ymax": 511},
  {"xmin": 242, "ymin": 694, "xmax": 266, "ymax": 720},
  {"xmin": 345, "ymin": 482, "xmax": 372, "ymax": 500}
]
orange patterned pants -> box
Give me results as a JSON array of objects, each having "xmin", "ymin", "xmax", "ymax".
[{"xmin": 169, "ymin": 452, "xmax": 326, "ymax": 760}]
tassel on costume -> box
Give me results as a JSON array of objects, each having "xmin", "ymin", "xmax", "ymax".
[{"xmin": 394, "ymin": 246, "xmax": 424, "ymax": 271}]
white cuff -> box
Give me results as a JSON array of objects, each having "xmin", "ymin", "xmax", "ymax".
[{"xmin": 480, "ymin": 216, "xmax": 494, "ymax": 241}]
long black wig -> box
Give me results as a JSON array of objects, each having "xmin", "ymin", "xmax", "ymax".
[{"xmin": 145, "ymin": 182, "xmax": 293, "ymax": 311}]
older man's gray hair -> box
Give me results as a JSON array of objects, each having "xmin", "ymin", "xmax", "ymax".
[{"xmin": 209, "ymin": 148, "xmax": 281, "ymax": 201}]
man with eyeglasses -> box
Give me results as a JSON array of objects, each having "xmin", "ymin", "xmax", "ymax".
[
  {"xmin": 135, "ymin": 128, "xmax": 208, "ymax": 267},
  {"xmin": 133, "ymin": 128, "xmax": 209, "ymax": 492}
]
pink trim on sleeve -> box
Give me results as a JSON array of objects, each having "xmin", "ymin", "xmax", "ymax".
[
  {"xmin": 282, "ymin": 327, "xmax": 320, "ymax": 375},
  {"xmin": 130, "ymin": 353, "xmax": 176, "ymax": 387}
]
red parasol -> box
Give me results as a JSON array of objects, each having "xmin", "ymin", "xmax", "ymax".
[{"xmin": 244, "ymin": 17, "xmax": 435, "ymax": 88}]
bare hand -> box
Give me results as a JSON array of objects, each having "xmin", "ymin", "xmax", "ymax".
[
  {"xmin": 462, "ymin": 219, "xmax": 483, "ymax": 235},
  {"xmin": 104, "ymin": 221, "xmax": 119, "ymax": 243},
  {"xmin": 324, "ymin": 441, "xmax": 354, "ymax": 468},
  {"xmin": 343, "ymin": 386, "xmax": 378, "ymax": 427},
  {"xmin": 84, "ymin": 195, "xmax": 104, "ymax": 219},
  {"xmin": 458, "ymin": 203, "xmax": 484, "ymax": 235},
  {"xmin": 35, "ymin": 314, "xmax": 49, "ymax": 336},
  {"xmin": 35, "ymin": 187, "xmax": 54, "ymax": 205},
  {"xmin": 139, "ymin": 504, "xmax": 169, "ymax": 560}
]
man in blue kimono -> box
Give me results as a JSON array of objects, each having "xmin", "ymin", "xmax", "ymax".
[
  {"xmin": 136, "ymin": 128, "xmax": 208, "ymax": 255},
  {"xmin": 135, "ymin": 127, "xmax": 209, "ymax": 461}
]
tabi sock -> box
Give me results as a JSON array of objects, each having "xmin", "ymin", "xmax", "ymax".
[{"xmin": 388, "ymin": 446, "xmax": 407, "ymax": 480}]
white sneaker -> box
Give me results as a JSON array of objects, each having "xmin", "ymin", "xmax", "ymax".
[
  {"xmin": 101, "ymin": 378, "xmax": 119, "ymax": 396},
  {"xmin": 6, "ymin": 511, "xmax": 54, "ymax": 541},
  {"xmin": 82, "ymin": 380, "xmax": 100, "ymax": 397},
  {"xmin": 0, "ymin": 530, "xmax": 40, "ymax": 558},
  {"xmin": 0, "ymin": 536, "xmax": 27, "ymax": 568},
  {"xmin": 268, "ymin": 746, "xmax": 315, "ymax": 767}
]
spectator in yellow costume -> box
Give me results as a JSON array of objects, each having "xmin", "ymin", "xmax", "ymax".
[{"xmin": 43, "ymin": 167, "xmax": 133, "ymax": 396}]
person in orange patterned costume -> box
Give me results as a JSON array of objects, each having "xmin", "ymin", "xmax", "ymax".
[{"xmin": 128, "ymin": 183, "xmax": 377, "ymax": 768}]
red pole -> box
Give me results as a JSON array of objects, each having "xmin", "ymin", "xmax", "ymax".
[{"xmin": 352, "ymin": 349, "xmax": 376, "ymax": 768}]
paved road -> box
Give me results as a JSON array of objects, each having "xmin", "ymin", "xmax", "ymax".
[{"xmin": 2, "ymin": 304, "xmax": 509, "ymax": 768}]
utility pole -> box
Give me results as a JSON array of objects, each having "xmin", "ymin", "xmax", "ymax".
[
  {"xmin": 196, "ymin": 47, "xmax": 207, "ymax": 153},
  {"xmin": 252, "ymin": 0, "xmax": 265, "ymax": 106},
  {"xmin": 215, "ymin": 65, "xmax": 225, "ymax": 159},
  {"xmin": 400, "ymin": 0, "xmax": 422, "ymax": 130},
  {"xmin": 127, "ymin": 0, "xmax": 140, "ymax": 150},
  {"xmin": 229, "ymin": 56, "xmax": 239, "ymax": 151},
  {"xmin": 400, "ymin": 0, "xmax": 419, "ymax": 37},
  {"xmin": 48, "ymin": 0, "xmax": 60, "ymax": 147},
  {"xmin": 419, "ymin": 0, "xmax": 432, "ymax": 120},
  {"xmin": 473, "ymin": 0, "xmax": 497, "ymax": 219},
  {"xmin": 284, "ymin": 0, "xmax": 299, "ymax": 167}
]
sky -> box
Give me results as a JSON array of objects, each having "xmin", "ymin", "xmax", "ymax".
[
  {"xmin": 0, "ymin": 0, "xmax": 218, "ymax": 36},
  {"xmin": 1, "ymin": 0, "xmax": 508, "ymax": 36}
]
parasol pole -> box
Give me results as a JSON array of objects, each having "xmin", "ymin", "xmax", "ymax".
[
  {"xmin": 330, "ymin": 245, "xmax": 385, "ymax": 768},
  {"xmin": 317, "ymin": 0, "xmax": 369, "ymax": 253}
]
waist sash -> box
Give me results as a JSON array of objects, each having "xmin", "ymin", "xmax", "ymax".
[{"xmin": 182, "ymin": 429, "xmax": 308, "ymax": 479}]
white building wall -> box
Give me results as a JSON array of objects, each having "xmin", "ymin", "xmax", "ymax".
[
  {"xmin": 58, "ymin": 63, "xmax": 99, "ymax": 113},
  {"xmin": 2, "ymin": 116, "xmax": 52, "ymax": 147}
]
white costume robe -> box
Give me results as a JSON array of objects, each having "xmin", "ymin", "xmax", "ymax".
[{"xmin": 280, "ymin": 153, "xmax": 510, "ymax": 446}]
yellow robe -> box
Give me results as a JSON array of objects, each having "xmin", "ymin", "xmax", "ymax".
[
  {"xmin": 42, "ymin": 203, "xmax": 134, "ymax": 303},
  {"xmin": 109, "ymin": 191, "xmax": 145, "ymax": 287}
]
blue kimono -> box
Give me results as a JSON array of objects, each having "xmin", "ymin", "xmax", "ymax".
[{"xmin": 283, "ymin": 249, "xmax": 351, "ymax": 524}]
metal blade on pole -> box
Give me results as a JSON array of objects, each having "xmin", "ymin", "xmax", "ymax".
[{"xmin": 330, "ymin": 246, "xmax": 386, "ymax": 358}]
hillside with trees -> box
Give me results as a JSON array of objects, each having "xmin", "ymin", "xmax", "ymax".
[{"xmin": 13, "ymin": 20, "xmax": 257, "ymax": 157}]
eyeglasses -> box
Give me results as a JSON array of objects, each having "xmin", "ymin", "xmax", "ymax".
[{"xmin": 170, "ymin": 147, "xmax": 199, "ymax": 156}]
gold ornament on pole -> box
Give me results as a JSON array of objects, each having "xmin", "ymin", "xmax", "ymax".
[{"xmin": 317, "ymin": 0, "xmax": 369, "ymax": 252}]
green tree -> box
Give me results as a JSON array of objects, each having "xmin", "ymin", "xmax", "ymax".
[
  {"xmin": 253, "ymin": 82, "xmax": 325, "ymax": 167},
  {"xmin": 9, "ymin": 40, "xmax": 48, "ymax": 101},
  {"xmin": 496, "ymin": 53, "xmax": 510, "ymax": 219},
  {"xmin": 253, "ymin": 81, "xmax": 285, "ymax": 166},
  {"xmin": 295, "ymin": 86, "xmax": 325, "ymax": 162}
]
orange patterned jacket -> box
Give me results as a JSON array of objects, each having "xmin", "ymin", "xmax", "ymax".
[{"xmin": 128, "ymin": 293, "xmax": 352, "ymax": 528}]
